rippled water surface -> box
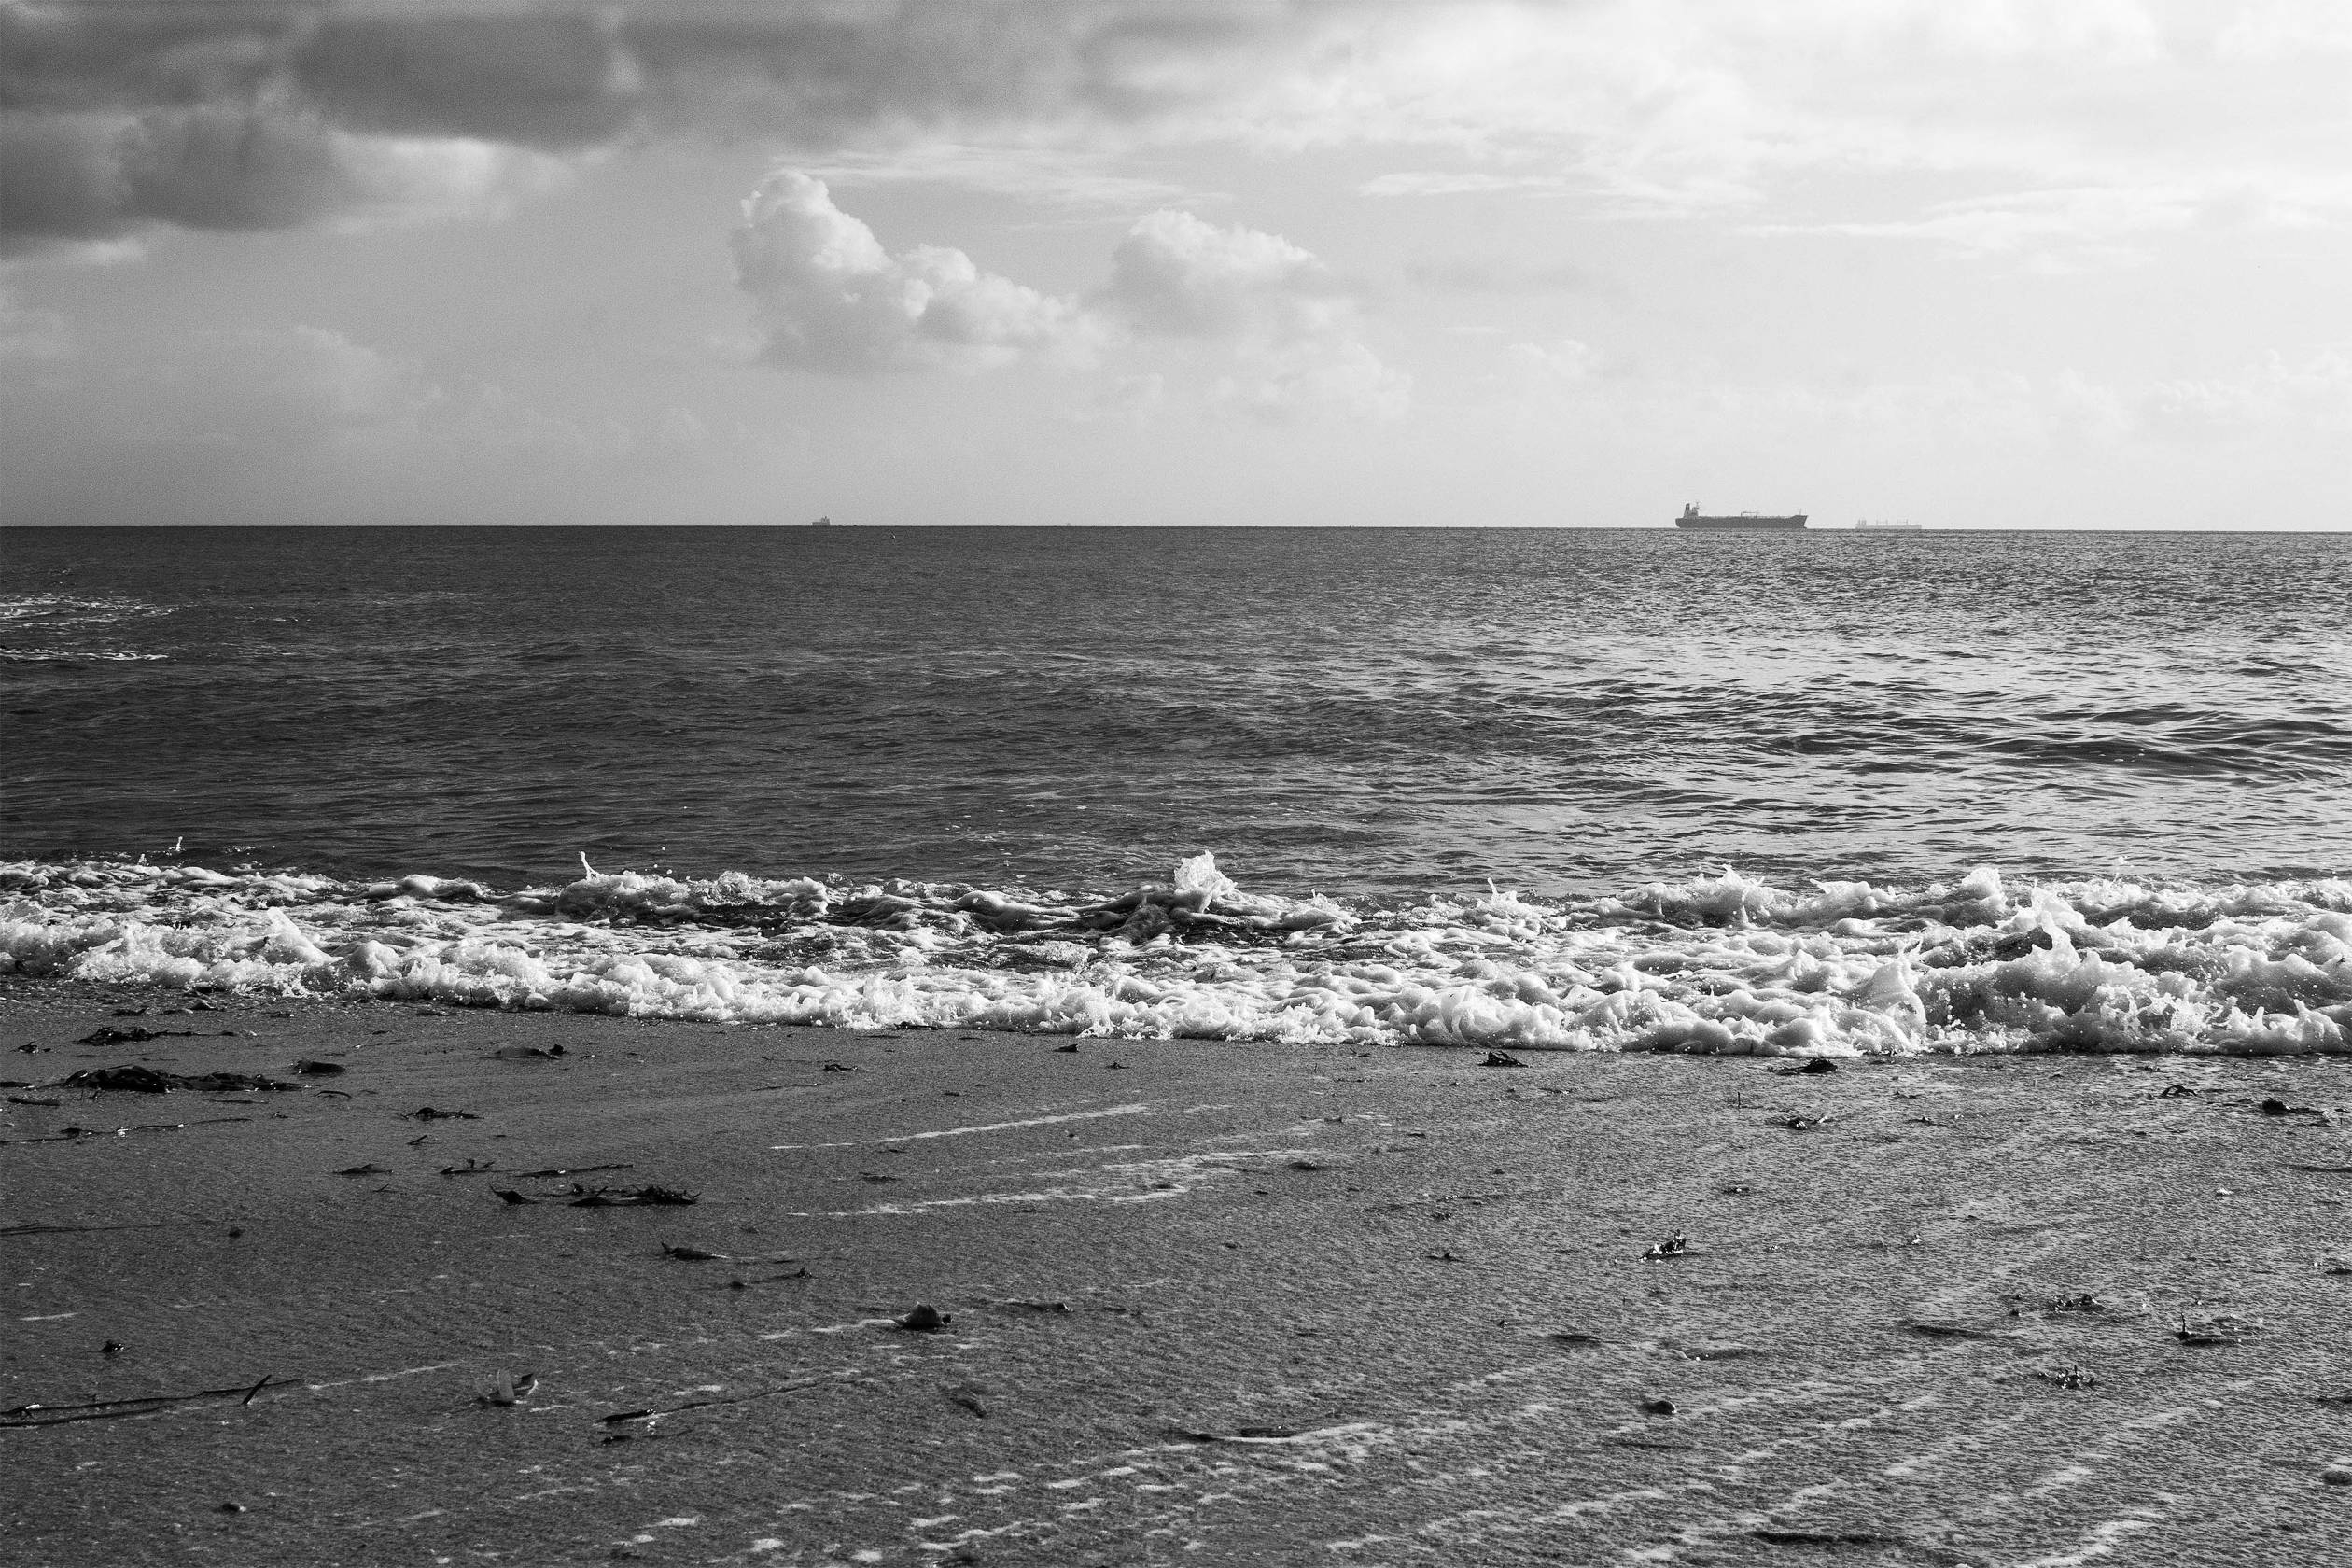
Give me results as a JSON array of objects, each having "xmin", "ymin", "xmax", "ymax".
[{"xmin": 5, "ymin": 525, "xmax": 2349, "ymax": 895}]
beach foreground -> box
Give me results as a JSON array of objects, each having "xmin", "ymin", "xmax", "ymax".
[{"xmin": 5, "ymin": 983, "xmax": 2349, "ymax": 1567}]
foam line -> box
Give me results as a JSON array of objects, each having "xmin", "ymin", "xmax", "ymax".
[
  {"xmin": 5, "ymin": 855, "xmax": 2346, "ymax": 1057},
  {"xmin": 770, "ymin": 1103, "xmax": 1151, "ymax": 1151}
]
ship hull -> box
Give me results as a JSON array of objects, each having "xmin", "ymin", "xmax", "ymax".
[{"xmin": 1674, "ymin": 515, "xmax": 1808, "ymax": 531}]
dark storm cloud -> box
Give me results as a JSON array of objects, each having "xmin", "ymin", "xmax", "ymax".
[
  {"xmin": 288, "ymin": 9, "xmax": 639, "ymax": 147},
  {"xmin": 0, "ymin": 2, "xmax": 301, "ymax": 114},
  {"xmin": 0, "ymin": 0, "xmax": 1352, "ymax": 247},
  {"xmin": 0, "ymin": 105, "xmax": 455, "ymax": 243}
]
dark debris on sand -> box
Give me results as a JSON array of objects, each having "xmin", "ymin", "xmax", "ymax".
[
  {"xmin": 566, "ymin": 1184, "xmax": 699, "ymax": 1207},
  {"xmin": 54, "ymin": 1066, "xmax": 301, "ymax": 1094},
  {"xmin": 75, "ymin": 1025, "xmax": 199, "ymax": 1047}
]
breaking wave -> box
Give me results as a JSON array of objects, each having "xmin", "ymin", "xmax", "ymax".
[{"xmin": 3, "ymin": 854, "xmax": 2347, "ymax": 1056}]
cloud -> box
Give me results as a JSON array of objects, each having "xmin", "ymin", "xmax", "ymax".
[
  {"xmin": 1308, "ymin": 3, "xmax": 2352, "ymax": 236},
  {"xmin": 5, "ymin": 1, "xmax": 2346, "ymax": 256},
  {"xmin": 1748, "ymin": 178, "xmax": 2349, "ymax": 269},
  {"xmin": 284, "ymin": 9, "xmax": 643, "ymax": 149},
  {"xmin": 1099, "ymin": 208, "xmax": 1408, "ymax": 419},
  {"xmin": 1102, "ymin": 208, "xmax": 1342, "ymax": 339},
  {"xmin": 731, "ymin": 175, "xmax": 1407, "ymax": 415},
  {"xmin": 731, "ymin": 170, "xmax": 1100, "ymax": 372},
  {"xmin": 0, "ymin": 4, "xmax": 583, "ymax": 246},
  {"xmin": 1749, "ymin": 186, "xmax": 2198, "ymax": 265},
  {"xmin": 795, "ymin": 143, "xmax": 1194, "ymax": 208},
  {"xmin": 0, "ymin": 0, "xmax": 1335, "ymax": 246},
  {"xmin": 0, "ymin": 105, "xmax": 563, "ymax": 252}
]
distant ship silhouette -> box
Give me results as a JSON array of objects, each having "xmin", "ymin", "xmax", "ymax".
[
  {"xmin": 1674, "ymin": 502, "xmax": 1807, "ymax": 531},
  {"xmin": 808, "ymin": 515, "xmax": 832, "ymax": 527}
]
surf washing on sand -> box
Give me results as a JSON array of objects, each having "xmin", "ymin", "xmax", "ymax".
[
  {"xmin": 7, "ymin": 525, "xmax": 2348, "ymax": 1057},
  {"xmin": 5, "ymin": 852, "xmax": 2345, "ymax": 1057}
]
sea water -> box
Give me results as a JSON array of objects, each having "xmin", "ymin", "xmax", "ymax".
[{"xmin": 4, "ymin": 525, "xmax": 2347, "ymax": 1056}]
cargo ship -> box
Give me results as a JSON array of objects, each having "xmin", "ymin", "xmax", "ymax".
[{"xmin": 1674, "ymin": 503, "xmax": 1807, "ymax": 531}]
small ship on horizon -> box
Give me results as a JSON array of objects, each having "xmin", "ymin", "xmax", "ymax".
[{"xmin": 1674, "ymin": 503, "xmax": 1807, "ymax": 531}]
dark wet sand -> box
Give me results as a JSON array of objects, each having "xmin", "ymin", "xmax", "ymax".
[{"xmin": 5, "ymin": 978, "xmax": 2350, "ymax": 1567}]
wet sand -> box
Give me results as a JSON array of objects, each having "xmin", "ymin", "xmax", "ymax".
[{"xmin": 5, "ymin": 978, "xmax": 2350, "ymax": 1566}]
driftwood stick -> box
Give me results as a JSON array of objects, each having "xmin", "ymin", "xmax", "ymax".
[{"xmin": 1, "ymin": 1374, "xmax": 286, "ymax": 1430}]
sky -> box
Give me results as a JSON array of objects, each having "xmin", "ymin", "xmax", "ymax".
[{"xmin": 2, "ymin": 0, "xmax": 2347, "ymax": 529}]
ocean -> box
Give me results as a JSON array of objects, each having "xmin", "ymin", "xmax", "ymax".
[{"xmin": 5, "ymin": 525, "xmax": 2348, "ymax": 1055}]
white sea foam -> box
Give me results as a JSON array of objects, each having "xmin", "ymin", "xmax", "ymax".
[
  {"xmin": 0, "ymin": 593, "xmax": 163, "ymax": 628},
  {"xmin": 2, "ymin": 854, "xmax": 2347, "ymax": 1057},
  {"xmin": 0, "ymin": 593, "xmax": 172, "ymax": 662}
]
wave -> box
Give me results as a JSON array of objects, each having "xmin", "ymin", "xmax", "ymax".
[
  {"xmin": 3, "ymin": 855, "xmax": 2347, "ymax": 1057},
  {"xmin": 0, "ymin": 593, "xmax": 173, "ymax": 663},
  {"xmin": 0, "ymin": 593, "xmax": 161, "ymax": 624},
  {"xmin": 0, "ymin": 647, "xmax": 169, "ymax": 663}
]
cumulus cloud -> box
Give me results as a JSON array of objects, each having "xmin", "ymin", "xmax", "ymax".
[
  {"xmin": 731, "ymin": 176, "xmax": 1407, "ymax": 415},
  {"xmin": 731, "ymin": 171, "xmax": 1099, "ymax": 372},
  {"xmin": 1102, "ymin": 209, "xmax": 1343, "ymax": 339},
  {"xmin": 1099, "ymin": 208, "xmax": 1407, "ymax": 418},
  {"xmin": 724, "ymin": 177, "xmax": 1401, "ymax": 415}
]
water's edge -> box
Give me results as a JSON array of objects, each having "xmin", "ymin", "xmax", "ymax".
[{"xmin": 7, "ymin": 855, "xmax": 2346, "ymax": 1057}]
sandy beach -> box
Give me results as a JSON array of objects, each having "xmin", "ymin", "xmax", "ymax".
[{"xmin": 5, "ymin": 980, "xmax": 2350, "ymax": 1566}]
